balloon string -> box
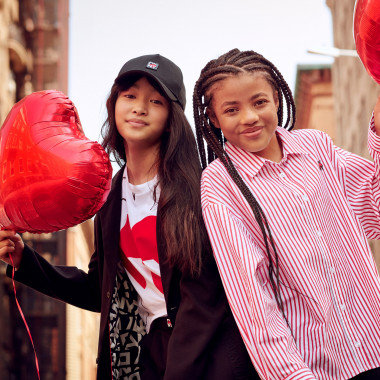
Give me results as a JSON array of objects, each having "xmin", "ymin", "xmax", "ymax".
[{"xmin": 9, "ymin": 253, "xmax": 41, "ymax": 380}]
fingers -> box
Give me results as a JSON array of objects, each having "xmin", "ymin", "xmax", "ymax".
[
  {"xmin": 0, "ymin": 230, "xmax": 19, "ymax": 243},
  {"xmin": 0, "ymin": 239, "xmax": 15, "ymax": 252},
  {"xmin": 0, "ymin": 237, "xmax": 16, "ymax": 263},
  {"xmin": 0, "ymin": 230, "xmax": 24, "ymax": 267}
]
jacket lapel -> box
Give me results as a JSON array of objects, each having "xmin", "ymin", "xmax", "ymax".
[{"xmin": 99, "ymin": 167, "xmax": 124, "ymax": 275}]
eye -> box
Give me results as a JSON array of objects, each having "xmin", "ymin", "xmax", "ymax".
[
  {"xmin": 255, "ymin": 99, "xmax": 268, "ymax": 107},
  {"xmin": 151, "ymin": 99, "xmax": 164, "ymax": 105},
  {"xmin": 120, "ymin": 91, "xmax": 135, "ymax": 99},
  {"xmin": 224, "ymin": 107, "xmax": 239, "ymax": 114}
]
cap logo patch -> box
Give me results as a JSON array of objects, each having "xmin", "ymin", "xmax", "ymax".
[{"xmin": 146, "ymin": 61, "xmax": 159, "ymax": 70}]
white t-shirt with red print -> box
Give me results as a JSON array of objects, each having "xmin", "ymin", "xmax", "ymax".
[{"xmin": 119, "ymin": 168, "xmax": 167, "ymax": 332}]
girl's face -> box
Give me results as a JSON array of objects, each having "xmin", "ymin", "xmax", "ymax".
[
  {"xmin": 207, "ymin": 72, "xmax": 282, "ymax": 162},
  {"xmin": 115, "ymin": 76, "xmax": 170, "ymax": 152}
]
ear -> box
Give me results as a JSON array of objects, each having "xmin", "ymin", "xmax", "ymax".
[
  {"xmin": 206, "ymin": 107, "xmax": 220, "ymax": 129},
  {"xmin": 273, "ymin": 90, "xmax": 279, "ymax": 110}
]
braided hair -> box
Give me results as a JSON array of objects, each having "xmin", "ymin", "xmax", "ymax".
[{"xmin": 193, "ymin": 48, "xmax": 296, "ymax": 324}]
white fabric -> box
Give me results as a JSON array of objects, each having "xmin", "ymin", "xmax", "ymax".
[{"xmin": 120, "ymin": 168, "xmax": 167, "ymax": 332}]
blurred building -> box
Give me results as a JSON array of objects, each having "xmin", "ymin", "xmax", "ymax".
[
  {"xmin": 294, "ymin": 0, "xmax": 380, "ymax": 270},
  {"xmin": 327, "ymin": 0, "xmax": 379, "ymax": 158},
  {"xmin": 327, "ymin": 0, "xmax": 380, "ymax": 270},
  {"xmin": 2, "ymin": 224, "xmax": 98, "ymax": 380},
  {"xmin": 294, "ymin": 64, "xmax": 335, "ymax": 139},
  {"xmin": 0, "ymin": 0, "xmax": 69, "ymax": 125},
  {"xmin": 0, "ymin": 1, "xmax": 99, "ymax": 379}
]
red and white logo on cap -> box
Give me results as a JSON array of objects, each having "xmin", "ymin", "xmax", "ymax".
[{"xmin": 146, "ymin": 61, "xmax": 159, "ymax": 70}]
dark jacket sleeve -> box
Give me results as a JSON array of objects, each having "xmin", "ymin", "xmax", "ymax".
[
  {"xmin": 6, "ymin": 236, "xmax": 101, "ymax": 312},
  {"xmin": 163, "ymin": 247, "xmax": 231, "ymax": 380}
]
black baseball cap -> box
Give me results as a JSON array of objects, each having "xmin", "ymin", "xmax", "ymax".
[{"xmin": 115, "ymin": 54, "xmax": 186, "ymax": 110}]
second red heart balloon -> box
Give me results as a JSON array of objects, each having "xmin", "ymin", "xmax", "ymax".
[{"xmin": 354, "ymin": 0, "xmax": 380, "ymax": 84}]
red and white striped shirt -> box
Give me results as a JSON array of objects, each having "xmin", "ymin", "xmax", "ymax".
[{"xmin": 201, "ymin": 121, "xmax": 380, "ymax": 380}]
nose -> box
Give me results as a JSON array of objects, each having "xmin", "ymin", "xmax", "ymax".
[
  {"xmin": 133, "ymin": 100, "xmax": 148, "ymax": 115},
  {"xmin": 242, "ymin": 107, "xmax": 259, "ymax": 124}
]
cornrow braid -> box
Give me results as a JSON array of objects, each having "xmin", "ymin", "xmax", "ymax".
[{"xmin": 193, "ymin": 48, "xmax": 296, "ymax": 327}]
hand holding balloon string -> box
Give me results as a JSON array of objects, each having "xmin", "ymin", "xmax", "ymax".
[
  {"xmin": 0, "ymin": 230, "xmax": 24, "ymax": 268},
  {"xmin": 0, "ymin": 229, "xmax": 40, "ymax": 379}
]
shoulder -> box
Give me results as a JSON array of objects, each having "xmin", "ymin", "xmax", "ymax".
[
  {"xmin": 201, "ymin": 159, "xmax": 231, "ymax": 191},
  {"xmin": 111, "ymin": 167, "xmax": 125, "ymax": 188},
  {"xmin": 281, "ymin": 127, "xmax": 335, "ymax": 154},
  {"xmin": 201, "ymin": 159, "xmax": 241, "ymax": 210},
  {"xmin": 202, "ymin": 156, "xmax": 235, "ymax": 178},
  {"xmin": 287, "ymin": 127, "xmax": 332, "ymax": 142},
  {"xmin": 97, "ymin": 166, "xmax": 124, "ymax": 217}
]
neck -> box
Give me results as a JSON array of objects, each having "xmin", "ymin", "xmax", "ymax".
[
  {"xmin": 125, "ymin": 144, "xmax": 160, "ymax": 185},
  {"xmin": 257, "ymin": 132, "xmax": 283, "ymax": 163}
]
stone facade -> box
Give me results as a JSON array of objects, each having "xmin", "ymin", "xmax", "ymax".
[
  {"xmin": 66, "ymin": 221, "xmax": 99, "ymax": 380},
  {"xmin": 0, "ymin": 0, "xmax": 69, "ymax": 125},
  {"xmin": 0, "ymin": 0, "xmax": 31, "ymax": 124}
]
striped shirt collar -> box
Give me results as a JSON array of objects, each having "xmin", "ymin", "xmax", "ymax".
[{"xmin": 225, "ymin": 127, "xmax": 310, "ymax": 177}]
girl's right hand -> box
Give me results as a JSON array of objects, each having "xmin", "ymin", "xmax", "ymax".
[{"xmin": 0, "ymin": 230, "xmax": 24, "ymax": 269}]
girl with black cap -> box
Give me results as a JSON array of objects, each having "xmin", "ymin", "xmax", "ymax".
[{"xmin": 0, "ymin": 54, "xmax": 259, "ymax": 380}]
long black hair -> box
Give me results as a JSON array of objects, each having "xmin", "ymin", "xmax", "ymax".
[
  {"xmin": 102, "ymin": 74, "xmax": 206, "ymax": 276},
  {"xmin": 193, "ymin": 48, "xmax": 296, "ymax": 321}
]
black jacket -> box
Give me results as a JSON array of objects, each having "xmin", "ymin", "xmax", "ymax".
[{"xmin": 7, "ymin": 168, "xmax": 258, "ymax": 380}]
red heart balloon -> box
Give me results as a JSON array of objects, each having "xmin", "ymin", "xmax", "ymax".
[
  {"xmin": 354, "ymin": 0, "xmax": 380, "ymax": 84},
  {"xmin": 0, "ymin": 90, "xmax": 112, "ymax": 233}
]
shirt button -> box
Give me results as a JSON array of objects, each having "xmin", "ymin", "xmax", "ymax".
[
  {"xmin": 354, "ymin": 341, "xmax": 361, "ymax": 348},
  {"xmin": 302, "ymin": 194, "xmax": 309, "ymax": 202},
  {"xmin": 279, "ymin": 172, "xmax": 286, "ymax": 178},
  {"xmin": 330, "ymin": 267, "xmax": 335, "ymax": 274},
  {"xmin": 340, "ymin": 304, "xmax": 346, "ymax": 311},
  {"xmin": 316, "ymin": 230, "xmax": 323, "ymax": 237},
  {"xmin": 107, "ymin": 291, "xmax": 111, "ymax": 299}
]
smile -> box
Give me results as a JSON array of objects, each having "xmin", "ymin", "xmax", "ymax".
[
  {"xmin": 127, "ymin": 118, "xmax": 148, "ymax": 127},
  {"xmin": 241, "ymin": 127, "xmax": 263, "ymax": 137}
]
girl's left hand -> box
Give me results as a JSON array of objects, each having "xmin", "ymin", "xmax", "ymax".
[{"xmin": 374, "ymin": 94, "xmax": 380, "ymax": 135}]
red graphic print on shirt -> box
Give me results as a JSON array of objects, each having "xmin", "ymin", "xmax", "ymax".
[{"xmin": 120, "ymin": 214, "xmax": 164, "ymax": 294}]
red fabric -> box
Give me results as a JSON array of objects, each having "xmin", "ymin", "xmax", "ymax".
[{"xmin": 120, "ymin": 214, "xmax": 163, "ymax": 293}]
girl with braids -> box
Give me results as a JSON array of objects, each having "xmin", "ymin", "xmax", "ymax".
[
  {"xmin": 193, "ymin": 48, "xmax": 380, "ymax": 380},
  {"xmin": 0, "ymin": 54, "xmax": 258, "ymax": 380}
]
